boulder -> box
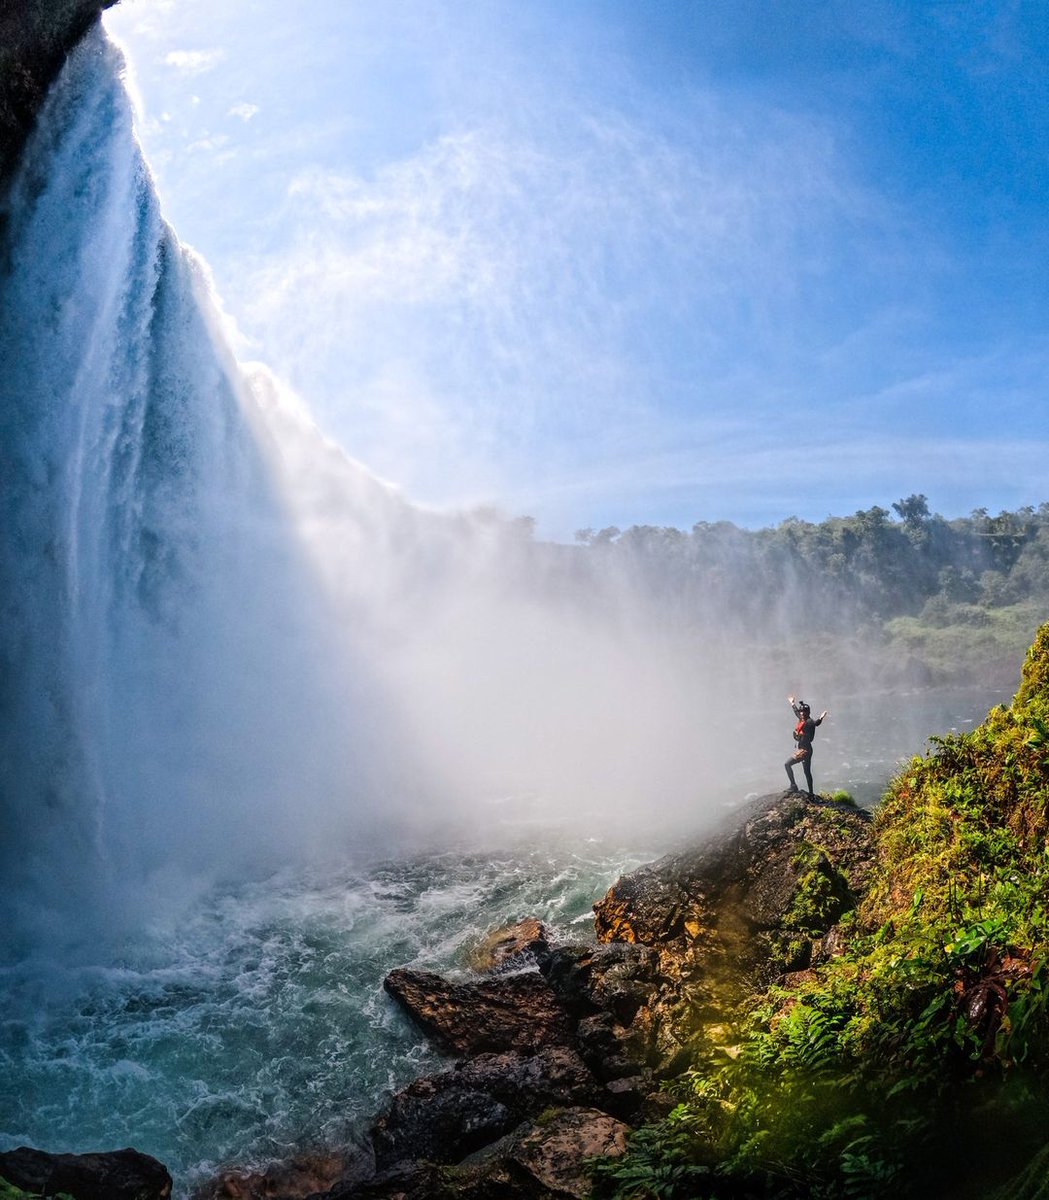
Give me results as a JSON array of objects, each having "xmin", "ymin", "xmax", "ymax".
[
  {"xmin": 194, "ymin": 1150, "xmax": 356, "ymax": 1200},
  {"xmin": 450, "ymin": 1107, "xmax": 630, "ymax": 1199},
  {"xmin": 369, "ymin": 1046, "xmax": 602, "ymax": 1172},
  {"xmin": 320, "ymin": 1161, "xmax": 442, "ymax": 1200},
  {"xmin": 537, "ymin": 942, "xmax": 667, "ymax": 1104},
  {"xmin": 383, "ymin": 969, "xmax": 571, "ymax": 1056},
  {"xmin": 464, "ymin": 919, "xmax": 551, "ymax": 973},
  {"xmin": 0, "ymin": 1146, "xmax": 171, "ymax": 1200}
]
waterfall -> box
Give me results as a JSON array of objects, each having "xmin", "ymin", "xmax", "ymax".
[
  {"xmin": 0, "ymin": 24, "xmax": 757, "ymax": 965},
  {"xmin": 0, "ymin": 27, "xmax": 377, "ymax": 955}
]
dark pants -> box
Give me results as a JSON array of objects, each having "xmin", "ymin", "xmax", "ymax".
[{"xmin": 785, "ymin": 749, "xmax": 813, "ymax": 795}]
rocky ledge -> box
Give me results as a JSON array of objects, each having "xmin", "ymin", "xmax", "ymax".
[{"xmin": 191, "ymin": 789, "xmax": 874, "ymax": 1200}]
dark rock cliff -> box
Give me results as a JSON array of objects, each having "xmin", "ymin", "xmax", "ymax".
[{"xmin": 0, "ymin": 0, "xmax": 119, "ymax": 185}]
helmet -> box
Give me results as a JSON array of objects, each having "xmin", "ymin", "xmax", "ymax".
[{"xmin": 798, "ymin": 701, "xmax": 810, "ymax": 714}]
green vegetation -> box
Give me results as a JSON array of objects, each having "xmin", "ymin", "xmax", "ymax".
[
  {"xmin": 594, "ymin": 625, "xmax": 1049, "ymax": 1199},
  {"xmin": 568, "ymin": 497, "xmax": 1049, "ymax": 685},
  {"xmin": 0, "ymin": 1178, "xmax": 74, "ymax": 1200}
]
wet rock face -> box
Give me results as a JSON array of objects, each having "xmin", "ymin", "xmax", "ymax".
[
  {"xmin": 586, "ymin": 793, "xmax": 877, "ymax": 1070},
  {"xmin": 327, "ymin": 1107, "xmax": 629, "ymax": 1200},
  {"xmin": 0, "ymin": 0, "xmax": 120, "ymax": 182},
  {"xmin": 594, "ymin": 792, "xmax": 876, "ymax": 982},
  {"xmin": 451, "ymin": 1106, "xmax": 630, "ymax": 1199},
  {"xmin": 537, "ymin": 942, "xmax": 668, "ymax": 1099},
  {"xmin": 383, "ymin": 968, "xmax": 572, "ymax": 1055},
  {"xmin": 0, "ymin": 1146, "xmax": 172, "ymax": 1200},
  {"xmin": 370, "ymin": 1047, "xmax": 602, "ymax": 1172}
]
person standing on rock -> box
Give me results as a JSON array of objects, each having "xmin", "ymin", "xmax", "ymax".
[{"xmin": 785, "ymin": 695, "xmax": 828, "ymax": 798}]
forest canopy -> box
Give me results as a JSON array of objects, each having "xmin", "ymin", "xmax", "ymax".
[{"xmin": 558, "ymin": 498, "xmax": 1049, "ymax": 686}]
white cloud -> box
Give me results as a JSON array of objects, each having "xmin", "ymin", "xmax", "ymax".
[
  {"xmin": 229, "ymin": 103, "xmax": 260, "ymax": 122},
  {"xmin": 186, "ymin": 134, "xmax": 231, "ymax": 155},
  {"xmin": 164, "ymin": 48, "xmax": 226, "ymax": 74},
  {"xmin": 231, "ymin": 95, "xmax": 879, "ymax": 515}
]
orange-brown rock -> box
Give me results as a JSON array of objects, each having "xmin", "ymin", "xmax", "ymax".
[
  {"xmin": 383, "ymin": 968, "xmax": 572, "ymax": 1056},
  {"xmin": 594, "ymin": 791, "xmax": 875, "ymax": 982},
  {"xmin": 464, "ymin": 917, "xmax": 551, "ymax": 973},
  {"xmin": 194, "ymin": 1151, "xmax": 353, "ymax": 1200}
]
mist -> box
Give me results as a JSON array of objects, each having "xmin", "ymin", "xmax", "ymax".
[
  {"xmin": 2, "ymin": 29, "xmax": 1026, "ymax": 966},
  {"xmin": 0, "ymin": 30, "xmax": 783, "ymax": 961}
]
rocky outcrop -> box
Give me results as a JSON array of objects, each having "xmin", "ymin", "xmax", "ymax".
[
  {"xmin": 301, "ymin": 791, "xmax": 872, "ymax": 1198},
  {"xmin": 370, "ymin": 1048, "xmax": 602, "ymax": 1171},
  {"xmin": 591, "ymin": 791, "xmax": 876, "ymax": 1066},
  {"xmin": 596, "ymin": 791, "xmax": 874, "ymax": 977},
  {"xmin": 0, "ymin": 1145, "xmax": 171, "ymax": 1200},
  {"xmin": 383, "ymin": 969, "xmax": 571, "ymax": 1056},
  {"xmin": 0, "ymin": 0, "xmax": 119, "ymax": 184}
]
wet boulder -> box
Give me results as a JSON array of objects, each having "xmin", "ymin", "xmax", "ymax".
[
  {"xmin": 449, "ymin": 1106, "xmax": 630, "ymax": 1199},
  {"xmin": 0, "ymin": 1146, "xmax": 171, "ymax": 1200},
  {"xmin": 368, "ymin": 1045, "xmax": 602, "ymax": 1172},
  {"xmin": 195, "ymin": 1150, "xmax": 355, "ymax": 1199},
  {"xmin": 536, "ymin": 942, "xmax": 668, "ymax": 1105},
  {"xmin": 383, "ymin": 968, "xmax": 571, "ymax": 1056},
  {"xmin": 464, "ymin": 918, "xmax": 551, "ymax": 973}
]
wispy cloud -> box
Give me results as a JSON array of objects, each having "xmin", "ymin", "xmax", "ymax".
[
  {"xmin": 102, "ymin": 0, "xmax": 1049, "ymax": 532},
  {"xmin": 235, "ymin": 91, "xmax": 884, "ymax": 515},
  {"xmin": 164, "ymin": 48, "xmax": 226, "ymax": 75},
  {"xmin": 186, "ymin": 133, "xmax": 231, "ymax": 155}
]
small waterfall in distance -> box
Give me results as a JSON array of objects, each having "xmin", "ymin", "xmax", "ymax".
[{"xmin": 0, "ymin": 25, "xmax": 759, "ymax": 963}]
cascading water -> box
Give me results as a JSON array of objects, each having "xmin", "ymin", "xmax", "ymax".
[{"xmin": 0, "ymin": 27, "xmax": 384, "ymax": 956}]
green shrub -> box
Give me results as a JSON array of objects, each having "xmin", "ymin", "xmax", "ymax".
[
  {"xmin": 0, "ymin": 1178, "xmax": 75, "ymax": 1200},
  {"xmin": 597, "ymin": 623, "xmax": 1049, "ymax": 1199}
]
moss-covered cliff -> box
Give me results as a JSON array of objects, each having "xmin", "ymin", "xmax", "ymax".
[
  {"xmin": 0, "ymin": 0, "xmax": 118, "ymax": 185},
  {"xmin": 597, "ymin": 623, "xmax": 1049, "ymax": 1200}
]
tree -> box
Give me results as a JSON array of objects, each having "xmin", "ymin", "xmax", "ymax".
[{"xmin": 892, "ymin": 494, "xmax": 930, "ymax": 530}]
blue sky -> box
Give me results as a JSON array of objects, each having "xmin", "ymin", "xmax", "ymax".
[{"xmin": 104, "ymin": 0, "xmax": 1049, "ymax": 538}]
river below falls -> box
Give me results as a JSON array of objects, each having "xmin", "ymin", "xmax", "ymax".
[{"xmin": 0, "ymin": 683, "xmax": 1008, "ymax": 1196}]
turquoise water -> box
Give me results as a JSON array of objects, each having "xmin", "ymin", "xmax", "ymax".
[{"xmin": 0, "ymin": 840, "xmax": 653, "ymax": 1196}]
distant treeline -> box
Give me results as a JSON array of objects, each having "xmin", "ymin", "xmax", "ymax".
[{"xmin": 568, "ymin": 495, "xmax": 1049, "ymax": 637}]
